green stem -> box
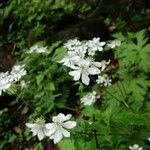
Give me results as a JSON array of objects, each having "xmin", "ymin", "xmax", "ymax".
[
  {"xmin": 105, "ymin": 89, "xmax": 121, "ymax": 103},
  {"xmin": 117, "ymin": 82, "xmax": 129, "ymax": 108},
  {"xmin": 120, "ymin": 81, "xmax": 128, "ymax": 98},
  {"xmin": 93, "ymin": 115, "xmax": 99, "ymax": 149},
  {"xmin": 11, "ymin": 89, "xmax": 50, "ymax": 120},
  {"xmin": 93, "ymin": 129, "xmax": 99, "ymax": 149},
  {"xmin": 117, "ymin": 81, "xmax": 126, "ymax": 99},
  {"xmin": 55, "ymin": 104, "xmax": 77, "ymax": 112}
]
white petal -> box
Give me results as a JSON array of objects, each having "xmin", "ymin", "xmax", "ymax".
[
  {"xmin": 44, "ymin": 128, "xmax": 52, "ymax": 136},
  {"xmin": 54, "ymin": 113, "xmax": 72, "ymax": 122},
  {"xmin": 26, "ymin": 123, "xmax": 36, "ymax": 128},
  {"xmin": 45, "ymin": 123, "xmax": 55, "ymax": 129},
  {"xmin": 99, "ymin": 42, "xmax": 106, "ymax": 46},
  {"xmin": 57, "ymin": 113, "xmax": 65, "ymax": 119},
  {"xmin": 37, "ymin": 130, "xmax": 44, "ymax": 141},
  {"xmin": 52, "ymin": 130, "xmax": 63, "ymax": 144},
  {"xmin": 31, "ymin": 126, "xmax": 39, "ymax": 133},
  {"xmin": 91, "ymin": 62, "xmax": 102, "ymax": 68},
  {"xmin": 30, "ymin": 127, "xmax": 39, "ymax": 136},
  {"xmin": 32, "ymin": 130, "xmax": 38, "ymax": 136},
  {"xmin": 55, "ymin": 113, "xmax": 66, "ymax": 122},
  {"xmin": 69, "ymin": 70, "xmax": 81, "ymax": 81},
  {"xmin": 60, "ymin": 127, "xmax": 70, "ymax": 137},
  {"xmin": 88, "ymin": 67, "xmax": 100, "ymax": 75},
  {"xmin": 45, "ymin": 123, "xmax": 56, "ymax": 136},
  {"xmin": 129, "ymin": 146, "xmax": 132, "ymax": 150},
  {"xmin": 46, "ymin": 130, "xmax": 56, "ymax": 137},
  {"xmin": 63, "ymin": 121, "xmax": 77, "ymax": 129},
  {"xmin": 63, "ymin": 114, "xmax": 72, "ymax": 121},
  {"xmin": 81, "ymin": 71, "xmax": 90, "ymax": 85},
  {"xmin": 133, "ymin": 144, "xmax": 139, "ymax": 149},
  {"xmin": 98, "ymin": 47, "xmax": 103, "ymax": 51},
  {"xmin": 56, "ymin": 113, "xmax": 72, "ymax": 122}
]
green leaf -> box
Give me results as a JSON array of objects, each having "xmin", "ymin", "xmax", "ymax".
[
  {"xmin": 36, "ymin": 74, "xmax": 44, "ymax": 85},
  {"xmin": 139, "ymin": 45, "xmax": 150, "ymax": 72},
  {"xmin": 135, "ymin": 29, "xmax": 147, "ymax": 48},
  {"xmin": 52, "ymin": 47, "xmax": 67, "ymax": 61},
  {"xmin": 114, "ymin": 29, "xmax": 150, "ymax": 73},
  {"xmin": 111, "ymin": 112, "xmax": 150, "ymax": 126},
  {"xmin": 59, "ymin": 139, "xmax": 75, "ymax": 150},
  {"xmin": 127, "ymin": 77, "xmax": 150, "ymax": 110},
  {"xmin": 83, "ymin": 106, "xmax": 100, "ymax": 117},
  {"xmin": 47, "ymin": 82, "xmax": 55, "ymax": 91}
]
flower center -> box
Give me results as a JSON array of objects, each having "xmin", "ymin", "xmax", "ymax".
[{"xmin": 53, "ymin": 118, "xmax": 62, "ymax": 127}]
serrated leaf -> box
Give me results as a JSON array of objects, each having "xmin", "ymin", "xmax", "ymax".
[{"xmin": 111, "ymin": 112, "xmax": 150, "ymax": 126}]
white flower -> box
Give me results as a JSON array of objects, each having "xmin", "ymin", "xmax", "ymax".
[
  {"xmin": 98, "ymin": 60, "xmax": 110, "ymax": 71},
  {"xmin": 107, "ymin": 40, "xmax": 121, "ymax": 49},
  {"xmin": 45, "ymin": 113, "xmax": 76, "ymax": 144},
  {"xmin": 89, "ymin": 122, "xmax": 93, "ymax": 125},
  {"xmin": 0, "ymin": 65, "xmax": 27, "ymax": 95},
  {"xmin": 86, "ymin": 37, "xmax": 106, "ymax": 56},
  {"xmin": 59, "ymin": 51, "xmax": 81, "ymax": 69},
  {"xmin": 69, "ymin": 59, "xmax": 100, "ymax": 85},
  {"xmin": 60, "ymin": 38, "xmax": 112, "ymax": 86},
  {"xmin": 36, "ymin": 46, "xmax": 48, "ymax": 53},
  {"xmin": 96, "ymin": 75, "xmax": 105, "ymax": 84},
  {"xmin": 87, "ymin": 59, "xmax": 110, "ymax": 71},
  {"xmin": 27, "ymin": 45, "xmax": 38, "ymax": 53},
  {"xmin": 10, "ymin": 65, "xmax": 27, "ymax": 82},
  {"xmin": 60, "ymin": 43, "xmax": 87, "ymax": 68},
  {"xmin": 0, "ymin": 72, "xmax": 12, "ymax": 95},
  {"xmin": 75, "ymin": 44, "xmax": 87, "ymax": 58},
  {"xmin": 148, "ymin": 137, "xmax": 150, "ymax": 142},
  {"xmin": 26, "ymin": 118, "xmax": 47, "ymax": 141},
  {"xmin": 64, "ymin": 39, "xmax": 81, "ymax": 50},
  {"xmin": 28, "ymin": 45, "xmax": 48, "ymax": 53},
  {"xmin": 96, "ymin": 74, "xmax": 112, "ymax": 86},
  {"xmin": 103, "ymin": 78, "xmax": 112, "ymax": 86},
  {"xmin": 20, "ymin": 80, "xmax": 28, "ymax": 89},
  {"xmin": 81, "ymin": 91, "xmax": 98, "ymax": 106},
  {"xmin": 129, "ymin": 144, "xmax": 143, "ymax": 150}
]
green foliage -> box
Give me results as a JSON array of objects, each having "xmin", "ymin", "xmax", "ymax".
[
  {"xmin": 0, "ymin": 0, "xmax": 98, "ymax": 49},
  {"xmin": 71, "ymin": 29, "xmax": 150, "ymax": 149},
  {"xmin": 19, "ymin": 42, "xmax": 73, "ymax": 116},
  {"xmin": 59, "ymin": 139, "xmax": 75, "ymax": 150},
  {"xmin": 99, "ymin": 29, "xmax": 150, "ymax": 149},
  {"xmin": 1, "ymin": 29, "xmax": 150, "ymax": 149},
  {"xmin": 0, "ymin": 0, "xmax": 150, "ymax": 147},
  {"xmin": 114, "ymin": 30, "xmax": 150, "ymax": 73}
]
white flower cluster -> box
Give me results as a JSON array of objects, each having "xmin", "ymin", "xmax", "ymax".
[
  {"xmin": 27, "ymin": 45, "xmax": 48, "ymax": 53},
  {"xmin": 60, "ymin": 38, "xmax": 113, "ymax": 86},
  {"xmin": 107, "ymin": 40, "xmax": 121, "ymax": 49},
  {"xmin": 85, "ymin": 38, "xmax": 106, "ymax": 56},
  {"xmin": 81, "ymin": 91, "xmax": 99, "ymax": 106},
  {"xmin": 0, "ymin": 65, "xmax": 27, "ymax": 95},
  {"xmin": 10, "ymin": 65, "xmax": 27, "ymax": 82},
  {"xmin": 26, "ymin": 113, "xmax": 76, "ymax": 144},
  {"xmin": 96, "ymin": 74, "xmax": 112, "ymax": 86},
  {"xmin": 129, "ymin": 144, "xmax": 143, "ymax": 150},
  {"xmin": 0, "ymin": 72, "xmax": 12, "ymax": 95}
]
